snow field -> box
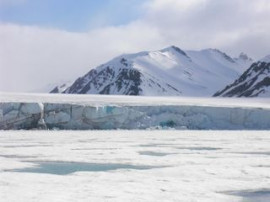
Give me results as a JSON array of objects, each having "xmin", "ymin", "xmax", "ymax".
[{"xmin": 0, "ymin": 130, "xmax": 270, "ymax": 202}]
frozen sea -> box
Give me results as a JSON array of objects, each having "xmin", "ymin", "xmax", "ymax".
[{"xmin": 0, "ymin": 130, "xmax": 270, "ymax": 202}]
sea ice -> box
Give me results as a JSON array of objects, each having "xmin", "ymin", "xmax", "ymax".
[{"xmin": 0, "ymin": 130, "xmax": 269, "ymax": 202}]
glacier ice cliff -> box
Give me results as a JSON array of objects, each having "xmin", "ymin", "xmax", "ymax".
[{"xmin": 0, "ymin": 102, "xmax": 270, "ymax": 130}]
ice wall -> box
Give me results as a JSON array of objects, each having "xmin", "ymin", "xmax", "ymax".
[{"xmin": 1, "ymin": 102, "xmax": 270, "ymax": 130}]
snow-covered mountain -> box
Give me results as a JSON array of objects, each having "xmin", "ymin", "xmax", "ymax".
[
  {"xmin": 50, "ymin": 81, "xmax": 73, "ymax": 94},
  {"xmin": 53, "ymin": 46, "xmax": 253, "ymax": 96},
  {"xmin": 234, "ymin": 52, "xmax": 253, "ymax": 68},
  {"xmin": 214, "ymin": 55, "xmax": 270, "ymax": 97},
  {"xmin": 31, "ymin": 80, "xmax": 72, "ymax": 93}
]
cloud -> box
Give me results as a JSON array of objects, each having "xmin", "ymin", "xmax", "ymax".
[
  {"xmin": 0, "ymin": 22, "xmax": 167, "ymax": 92},
  {"xmin": 143, "ymin": 0, "xmax": 270, "ymax": 56},
  {"xmin": 1, "ymin": 0, "xmax": 270, "ymax": 92}
]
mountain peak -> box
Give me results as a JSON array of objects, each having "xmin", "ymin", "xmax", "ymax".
[
  {"xmin": 202, "ymin": 48, "xmax": 222, "ymax": 53},
  {"xmin": 202, "ymin": 48, "xmax": 236, "ymax": 63},
  {"xmin": 162, "ymin": 45, "xmax": 188, "ymax": 57},
  {"xmin": 237, "ymin": 52, "xmax": 253, "ymax": 62},
  {"xmin": 239, "ymin": 52, "xmax": 248, "ymax": 60},
  {"xmin": 260, "ymin": 54, "xmax": 270, "ymax": 63}
]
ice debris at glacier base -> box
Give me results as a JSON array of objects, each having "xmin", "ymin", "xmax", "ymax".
[{"xmin": 0, "ymin": 102, "xmax": 270, "ymax": 130}]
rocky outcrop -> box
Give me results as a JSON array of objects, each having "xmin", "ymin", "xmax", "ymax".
[{"xmin": 214, "ymin": 61, "xmax": 270, "ymax": 97}]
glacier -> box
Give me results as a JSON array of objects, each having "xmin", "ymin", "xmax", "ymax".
[{"xmin": 1, "ymin": 94, "xmax": 270, "ymax": 130}]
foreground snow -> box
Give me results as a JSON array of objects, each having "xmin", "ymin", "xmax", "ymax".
[{"xmin": 0, "ymin": 130, "xmax": 270, "ymax": 202}]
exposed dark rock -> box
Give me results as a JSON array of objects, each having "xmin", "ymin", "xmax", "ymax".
[
  {"xmin": 99, "ymin": 68, "xmax": 142, "ymax": 95},
  {"xmin": 171, "ymin": 46, "xmax": 188, "ymax": 57},
  {"xmin": 50, "ymin": 87, "xmax": 59, "ymax": 93},
  {"xmin": 214, "ymin": 62, "xmax": 270, "ymax": 97},
  {"xmin": 62, "ymin": 61, "xmax": 143, "ymax": 95}
]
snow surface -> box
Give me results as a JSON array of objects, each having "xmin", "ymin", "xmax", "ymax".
[
  {"xmin": 1, "ymin": 93, "xmax": 270, "ymax": 108},
  {"xmin": 1, "ymin": 93, "xmax": 270, "ymax": 130},
  {"xmin": 260, "ymin": 55, "xmax": 270, "ymax": 63},
  {"xmin": 0, "ymin": 130, "xmax": 270, "ymax": 202}
]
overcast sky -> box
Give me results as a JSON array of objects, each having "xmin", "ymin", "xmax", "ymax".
[{"xmin": 0, "ymin": 0, "xmax": 270, "ymax": 92}]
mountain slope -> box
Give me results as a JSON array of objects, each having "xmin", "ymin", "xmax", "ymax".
[
  {"xmin": 234, "ymin": 52, "xmax": 253, "ymax": 68},
  {"xmin": 214, "ymin": 55, "xmax": 270, "ymax": 97},
  {"xmin": 31, "ymin": 80, "xmax": 72, "ymax": 93},
  {"xmin": 55, "ymin": 46, "xmax": 252, "ymax": 96},
  {"xmin": 50, "ymin": 81, "xmax": 73, "ymax": 94}
]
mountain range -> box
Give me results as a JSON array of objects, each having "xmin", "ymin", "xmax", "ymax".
[{"xmin": 50, "ymin": 46, "xmax": 269, "ymax": 97}]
